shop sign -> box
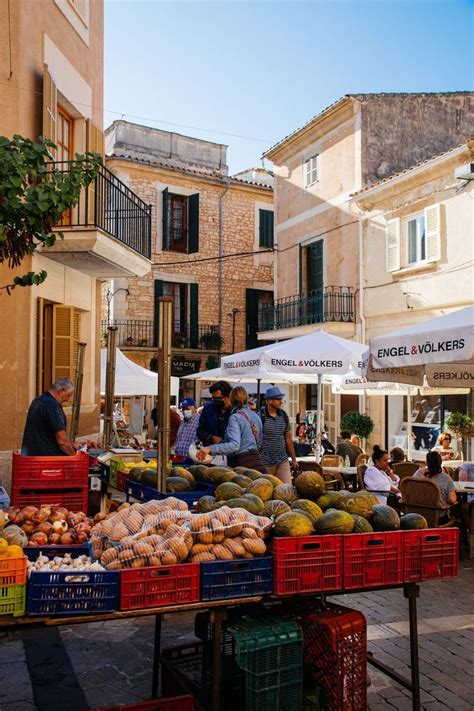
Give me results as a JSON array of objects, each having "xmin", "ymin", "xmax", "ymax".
[{"xmin": 171, "ymin": 358, "xmax": 201, "ymax": 376}]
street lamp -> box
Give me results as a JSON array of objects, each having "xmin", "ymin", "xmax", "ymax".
[
  {"xmin": 227, "ymin": 307, "xmax": 241, "ymax": 353},
  {"xmin": 106, "ymin": 287, "xmax": 129, "ymax": 324}
]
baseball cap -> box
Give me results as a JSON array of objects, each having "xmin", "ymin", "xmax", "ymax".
[
  {"xmin": 266, "ymin": 386, "xmax": 285, "ymax": 399},
  {"xmin": 180, "ymin": 397, "xmax": 195, "ymax": 409}
]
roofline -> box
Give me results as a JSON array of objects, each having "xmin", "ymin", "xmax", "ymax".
[
  {"xmin": 106, "ymin": 119, "xmax": 229, "ymax": 150},
  {"xmin": 351, "ymin": 142, "xmax": 473, "ymax": 202}
]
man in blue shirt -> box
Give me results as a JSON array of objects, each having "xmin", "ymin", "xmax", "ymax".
[{"xmin": 21, "ymin": 378, "xmax": 76, "ymax": 456}]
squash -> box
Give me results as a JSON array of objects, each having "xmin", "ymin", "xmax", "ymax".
[
  {"xmin": 231, "ymin": 475, "xmax": 253, "ymax": 489},
  {"xmin": 273, "ymin": 484, "xmax": 299, "ymax": 504},
  {"xmin": 187, "ymin": 465, "xmax": 213, "ymax": 482},
  {"xmin": 261, "ymin": 500, "xmax": 291, "ymax": 518},
  {"xmin": 241, "ymin": 493, "xmax": 265, "ymax": 513},
  {"xmin": 316, "ymin": 491, "xmax": 342, "ymax": 511},
  {"xmin": 351, "ymin": 514, "xmax": 374, "ymax": 533},
  {"xmin": 259, "ymin": 474, "xmax": 283, "ymax": 488},
  {"xmin": 166, "ymin": 477, "xmax": 191, "ymax": 493},
  {"xmin": 314, "ymin": 509, "xmax": 355, "ymax": 535},
  {"xmin": 356, "ymin": 490, "xmax": 379, "ymax": 507},
  {"xmin": 169, "ymin": 467, "xmax": 195, "ymax": 485},
  {"xmin": 2, "ymin": 525, "xmax": 28, "ymax": 548},
  {"xmin": 240, "ymin": 469, "xmax": 263, "ymax": 481},
  {"xmin": 294, "ymin": 471, "xmax": 326, "ymax": 500},
  {"xmin": 215, "ymin": 482, "xmax": 243, "ymax": 501},
  {"xmin": 197, "ymin": 496, "xmax": 218, "ymax": 513},
  {"xmin": 400, "ymin": 513, "xmax": 428, "ymax": 530},
  {"xmin": 291, "ymin": 499, "xmax": 323, "ymax": 524},
  {"xmin": 334, "ymin": 494, "xmax": 373, "ymax": 519},
  {"xmin": 225, "ymin": 497, "xmax": 263, "ymax": 515},
  {"xmin": 372, "ymin": 505, "xmax": 400, "ymax": 531},
  {"xmin": 273, "ymin": 511, "xmax": 314, "ymax": 537},
  {"xmin": 247, "ymin": 478, "xmax": 274, "ymax": 502},
  {"xmin": 206, "ymin": 467, "xmax": 236, "ymax": 485}
]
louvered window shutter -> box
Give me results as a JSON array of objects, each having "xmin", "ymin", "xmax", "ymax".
[
  {"xmin": 162, "ymin": 189, "xmax": 169, "ymax": 250},
  {"xmin": 385, "ymin": 218, "xmax": 401, "ymax": 272},
  {"xmin": 259, "ymin": 210, "xmax": 274, "ymax": 248},
  {"xmin": 72, "ymin": 310, "xmax": 81, "ymax": 383},
  {"xmin": 188, "ymin": 194, "xmax": 200, "ymax": 254},
  {"xmin": 42, "ymin": 64, "xmax": 57, "ymax": 155},
  {"xmin": 153, "ymin": 280, "xmax": 164, "ymax": 347},
  {"xmin": 36, "ymin": 298, "xmax": 44, "ymax": 396},
  {"xmin": 52, "ymin": 305, "xmax": 75, "ymax": 383},
  {"xmin": 189, "ymin": 284, "xmax": 199, "ymax": 347},
  {"xmin": 86, "ymin": 119, "xmax": 105, "ymax": 156},
  {"xmin": 424, "ymin": 204, "xmax": 441, "ymax": 262}
]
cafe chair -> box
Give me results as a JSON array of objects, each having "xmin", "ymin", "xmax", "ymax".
[
  {"xmin": 399, "ymin": 477, "xmax": 457, "ymax": 528},
  {"xmin": 321, "ymin": 454, "xmax": 344, "ymax": 468},
  {"xmin": 355, "ymin": 453, "xmax": 369, "ymax": 467},
  {"xmin": 356, "ymin": 464, "xmax": 368, "ymax": 491},
  {"xmin": 393, "ymin": 461, "xmax": 419, "ymax": 481},
  {"xmin": 297, "ymin": 461, "xmax": 324, "ymax": 475}
]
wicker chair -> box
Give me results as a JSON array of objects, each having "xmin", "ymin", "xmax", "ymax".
[
  {"xmin": 393, "ymin": 461, "xmax": 419, "ymax": 481},
  {"xmin": 400, "ymin": 477, "xmax": 457, "ymax": 528},
  {"xmin": 297, "ymin": 461, "xmax": 323, "ymax": 475},
  {"xmin": 321, "ymin": 454, "xmax": 344, "ymax": 468},
  {"xmin": 355, "ymin": 453, "xmax": 369, "ymax": 467},
  {"xmin": 356, "ymin": 464, "xmax": 368, "ymax": 491}
]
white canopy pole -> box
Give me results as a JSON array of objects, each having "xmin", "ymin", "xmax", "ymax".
[
  {"xmin": 406, "ymin": 390, "xmax": 413, "ymax": 461},
  {"xmin": 315, "ymin": 373, "xmax": 323, "ymax": 464}
]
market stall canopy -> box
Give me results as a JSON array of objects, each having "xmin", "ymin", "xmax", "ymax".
[
  {"xmin": 184, "ymin": 366, "xmax": 321, "ymax": 385},
  {"xmin": 100, "ymin": 348, "xmax": 179, "ymax": 399},
  {"xmin": 365, "ymin": 306, "xmax": 474, "ymax": 387}
]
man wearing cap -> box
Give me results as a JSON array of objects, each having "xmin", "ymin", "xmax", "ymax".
[
  {"xmin": 174, "ymin": 398, "xmax": 200, "ymax": 460},
  {"xmin": 258, "ymin": 387, "xmax": 297, "ymax": 484}
]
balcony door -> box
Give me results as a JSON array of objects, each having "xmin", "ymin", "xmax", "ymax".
[
  {"xmin": 300, "ymin": 239, "xmax": 324, "ymax": 324},
  {"xmin": 162, "ymin": 282, "xmax": 187, "ymax": 346}
]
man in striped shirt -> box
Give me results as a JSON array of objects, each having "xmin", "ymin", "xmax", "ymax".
[{"xmin": 258, "ymin": 387, "xmax": 297, "ymax": 484}]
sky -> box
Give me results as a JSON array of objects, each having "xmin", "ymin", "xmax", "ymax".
[{"xmin": 104, "ymin": 0, "xmax": 474, "ymax": 174}]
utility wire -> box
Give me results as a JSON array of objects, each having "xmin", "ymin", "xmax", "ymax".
[{"xmin": 153, "ymin": 248, "xmax": 274, "ymax": 268}]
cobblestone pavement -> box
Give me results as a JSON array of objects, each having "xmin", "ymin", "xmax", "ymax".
[{"xmin": 0, "ymin": 559, "xmax": 472, "ymax": 710}]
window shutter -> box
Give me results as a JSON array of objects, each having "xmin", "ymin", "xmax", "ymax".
[
  {"xmin": 86, "ymin": 119, "xmax": 105, "ymax": 156},
  {"xmin": 162, "ymin": 189, "xmax": 169, "ymax": 250},
  {"xmin": 52, "ymin": 305, "xmax": 75, "ymax": 383},
  {"xmin": 259, "ymin": 210, "xmax": 274, "ymax": 248},
  {"xmin": 36, "ymin": 298, "xmax": 44, "ymax": 396},
  {"xmin": 245, "ymin": 288, "xmax": 261, "ymax": 349},
  {"xmin": 153, "ymin": 279, "xmax": 164, "ymax": 347},
  {"xmin": 424, "ymin": 204, "xmax": 441, "ymax": 262},
  {"xmin": 188, "ymin": 193, "xmax": 200, "ymax": 253},
  {"xmin": 42, "ymin": 64, "xmax": 57, "ymax": 155},
  {"xmin": 385, "ymin": 218, "xmax": 400, "ymax": 272},
  {"xmin": 189, "ymin": 283, "xmax": 199, "ymax": 348}
]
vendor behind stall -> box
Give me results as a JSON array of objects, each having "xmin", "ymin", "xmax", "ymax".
[{"xmin": 21, "ymin": 378, "xmax": 76, "ymax": 456}]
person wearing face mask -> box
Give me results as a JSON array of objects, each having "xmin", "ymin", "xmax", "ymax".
[
  {"xmin": 174, "ymin": 398, "xmax": 200, "ymax": 460},
  {"xmin": 196, "ymin": 380, "xmax": 232, "ymax": 446}
]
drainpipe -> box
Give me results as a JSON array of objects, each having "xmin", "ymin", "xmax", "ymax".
[{"xmin": 218, "ymin": 177, "xmax": 231, "ymax": 358}]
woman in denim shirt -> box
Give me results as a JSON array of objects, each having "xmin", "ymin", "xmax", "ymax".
[{"xmin": 197, "ymin": 386, "xmax": 266, "ymax": 473}]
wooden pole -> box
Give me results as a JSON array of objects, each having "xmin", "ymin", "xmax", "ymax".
[
  {"xmin": 156, "ymin": 297, "xmax": 173, "ymax": 491},
  {"xmin": 70, "ymin": 342, "xmax": 87, "ymax": 441},
  {"xmin": 104, "ymin": 327, "xmax": 118, "ymax": 450}
]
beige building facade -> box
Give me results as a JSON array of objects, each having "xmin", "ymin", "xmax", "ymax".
[
  {"xmin": 104, "ymin": 121, "xmax": 274, "ymax": 398},
  {"xmin": 261, "ymin": 93, "xmax": 473, "ymax": 444},
  {"xmin": 0, "ymin": 0, "xmax": 151, "ymax": 484}
]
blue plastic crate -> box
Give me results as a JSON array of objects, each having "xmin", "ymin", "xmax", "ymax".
[
  {"xmin": 26, "ymin": 569, "xmax": 120, "ymax": 616},
  {"xmin": 0, "ymin": 486, "xmax": 10, "ymax": 510},
  {"xmin": 24, "ymin": 543, "xmax": 92, "ymax": 562},
  {"xmin": 126, "ymin": 480, "xmax": 215, "ymax": 508},
  {"xmin": 200, "ymin": 556, "xmax": 273, "ymax": 602}
]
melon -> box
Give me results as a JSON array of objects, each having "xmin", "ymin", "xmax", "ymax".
[
  {"xmin": 273, "ymin": 511, "xmax": 314, "ymax": 537},
  {"xmin": 316, "ymin": 491, "xmax": 342, "ymax": 511},
  {"xmin": 247, "ymin": 478, "xmax": 274, "ymax": 502},
  {"xmin": 273, "ymin": 484, "xmax": 299, "ymax": 504},
  {"xmin": 197, "ymin": 496, "xmax": 218, "ymax": 513},
  {"xmin": 166, "ymin": 477, "xmax": 191, "ymax": 493},
  {"xmin": 291, "ymin": 499, "xmax": 323, "ymax": 524},
  {"xmin": 169, "ymin": 467, "xmax": 195, "ymax": 485},
  {"xmin": 314, "ymin": 509, "xmax": 355, "ymax": 535},
  {"xmin": 400, "ymin": 513, "xmax": 428, "ymax": 530},
  {"xmin": 333, "ymin": 494, "xmax": 373, "ymax": 519},
  {"xmin": 295, "ymin": 471, "xmax": 326, "ymax": 500},
  {"xmin": 261, "ymin": 500, "xmax": 291, "ymax": 518},
  {"xmin": 215, "ymin": 482, "xmax": 243, "ymax": 501},
  {"xmin": 187, "ymin": 465, "xmax": 213, "ymax": 482},
  {"xmin": 351, "ymin": 514, "xmax": 374, "ymax": 533},
  {"xmin": 225, "ymin": 497, "xmax": 263, "ymax": 515},
  {"xmin": 372, "ymin": 505, "xmax": 400, "ymax": 531},
  {"xmin": 207, "ymin": 467, "xmax": 237, "ymax": 484},
  {"xmin": 232, "ymin": 466, "xmax": 251, "ymax": 476},
  {"xmin": 242, "ymin": 493, "xmax": 265, "ymax": 513},
  {"xmin": 260, "ymin": 474, "xmax": 283, "ymax": 488},
  {"xmin": 231, "ymin": 474, "xmax": 253, "ymax": 489},
  {"xmin": 241, "ymin": 469, "xmax": 263, "ymax": 481},
  {"xmin": 357, "ymin": 490, "xmax": 379, "ymax": 507}
]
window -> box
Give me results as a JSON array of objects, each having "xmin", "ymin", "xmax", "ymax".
[
  {"xmin": 246, "ymin": 288, "xmax": 273, "ymax": 348},
  {"xmin": 304, "ymin": 155, "xmax": 319, "ymax": 187},
  {"xmin": 154, "ymin": 280, "xmax": 199, "ymax": 348},
  {"xmin": 163, "ymin": 282, "xmax": 188, "ymax": 345},
  {"xmin": 259, "ymin": 209, "xmax": 274, "ymax": 248},
  {"xmin": 407, "ymin": 214, "xmax": 426, "ymax": 265},
  {"xmin": 162, "ymin": 189, "xmax": 199, "ymax": 253},
  {"xmin": 36, "ymin": 299, "xmax": 81, "ymax": 395}
]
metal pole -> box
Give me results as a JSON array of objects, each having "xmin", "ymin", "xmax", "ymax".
[
  {"xmin": 315, "ymin": 373, "xmax": 323, "ymax": 464},
  {"xmin": 70, "ymin": 342, "xmax": 87, "ymax": 441},
  {"xmin": 256, "ymin": 379, "xmax": 261, "ymax": 409},
  {"xmin": 103, "ymin": 327, "xmax": 117, "ymax": 450},
  {"xmin": 151, "ymin": 614, "xmax": 162, "ymax": 697},
  {"xmin": 218, "ymin": 179, "xmax": 230, "ymax": 359},
  {"xmin": 405, "ymin": 584, "xmax": 421, "ymax": 711},
  {"xmin": 407, "ymin": 391, "xmax": 413, "ymax": 461},
  {"xmin": 156, "ymin": 297, "xmax": 173, "ymax": 492}
]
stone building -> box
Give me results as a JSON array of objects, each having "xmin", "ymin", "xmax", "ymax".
[
  {"xmin": 0, "ymin": 0, "xmax": 151, "ymax": 483},
  {"xmin": 104, "ymin": 121, "xmax": 274, "ymax": 397},
  {"xmin": 260, "ymin": 92, "xmax": 473, "ymax": 443}
]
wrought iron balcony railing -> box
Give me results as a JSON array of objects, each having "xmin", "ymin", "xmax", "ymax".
[
  {"xmin": 52, "ymin": 162, "xmax": 152, "ymax": 259},
  {"xmin": 258, "ymin": 287, "xmax": 355, "ymax": 331},
  {"xmin": 102, "ymin": 320, "xmax": 221, "ymax": 350}
]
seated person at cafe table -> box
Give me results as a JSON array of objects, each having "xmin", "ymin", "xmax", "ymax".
[
  {"xmin": 432, "ymin": 432, "xmax": 461, "ymax": 461},
  {"xmin": 414, "ymin": 450, "xmax": 457, "ymax": 523},
  {"xmin": 389, "ymin": 446, "xmax": 405, "ymax": 468},
  {"xmin": 335, "ymin": 430, "xmax": 363, "ymax": 466},
  {"xmin": 364, "ymin": 445, "xmax": 401, "ymax": 505}
]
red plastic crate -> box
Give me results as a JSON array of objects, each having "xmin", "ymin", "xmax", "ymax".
[
  {"xmin": 272, "ymin": 535, "xmax": 343, "ymax": 595},
  {"xmin": 11, "ymin": 488, "xmax": 88, "ymax": 512},
  {"xmin": 403, "ymin": 528, "xmax": 459, "ymax": 582},
  {"xmin": 343, "ymin": 531, "xmax": 404, "ymax": 590},
  {"xmin": 89, "ymin": 696, "xmax": 194, "ymax": 711},
  {"xmin": 12, "ymin": 451, "xmax": 89, "ymax": 490},
  {"xmin": 120, "ymin": 563, "xmax": 200, "ymax": 610},
  {"xmin": 301, "ymin": 603, "xmax": 367, "ymax": 711},
  {"xmin": 116, "ymin": 469, "xmax": 128, "ymax": 492}
]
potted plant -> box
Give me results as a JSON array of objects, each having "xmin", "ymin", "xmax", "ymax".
[
  {"xmin": 340, "ymin": 411, "xmax": 374, "ymax": 450},
  {"xmin": 444, "ymin": 412, "xmax": 474, "ymax": 459},
  {"xmin": 200, "ymin": 331, "xmax": 224, "ymax": 350}
]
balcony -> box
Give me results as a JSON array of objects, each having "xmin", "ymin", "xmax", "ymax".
[
  {"xmin": 42, "ymin": 163, "xmax": 152, "ymax": 278},
  {"xmin": 102, "ymin": 320, "xmax": 221, "ymax": 350},
  {"xmin": 258, "ymin": 287, "xmax": 355, "ymax": 340}
]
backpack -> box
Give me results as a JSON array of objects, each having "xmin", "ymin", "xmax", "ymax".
[{"xmin": 259, "ymin": 406, "xmax": 290, "ymax": 431}]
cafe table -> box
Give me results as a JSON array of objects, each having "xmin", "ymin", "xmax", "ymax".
[{"xmin": 454, "ymin": 480, "xmax": 474, "ymax": 560}]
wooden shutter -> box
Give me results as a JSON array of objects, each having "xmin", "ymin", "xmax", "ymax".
[
  {"xmin": 52, "ymin": 305, "xmax": 75, "ymax": 382},
  {"xmin": 259, "ymin": 210, "xmax": 274, "ymax": 248},
  {"xmin": 42, "ymin": 64, "xmax": 57, "ymax": 155},
  {"xmin": 424, "ymin": 204, "xmax": 441, "ymax": 262},
  {"xmin": 153, "ymin": 279, "xmax": 164, "ymax": 347},
  {"xmin": 36, "ymin": 298, "xmax": 44, "ymax": 396},
  {"xmin": 189, "ymin": 283, "xmax": 199, "ymax": 348},
  {"xmin": 385, "ymin": 218, "xmax": 400, "ymax": 272},
  {"xmin": 188, "ymin": 193, "xmax": 200, "ymax": 253},
  {"xmin": 86, "ymin": 119, "xmax": 105, "ymax": 156},
  {"xmin": 245, "ymin": 288, "xmax": 262, "ymax": 349},
  {"xmin": 307, "ymin": 240, "xmax": 323, "ymax": 293},
  {"xmin": 162, "ymin": 189, "xmax": 169, "ymax": 250}
]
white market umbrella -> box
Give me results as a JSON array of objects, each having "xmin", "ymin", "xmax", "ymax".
[
  {"xmin": 100, "ymin": 348, "xmax": 179, "ymax": 399},
  {"xmin": 366, "ymin": 306, "xmax": 474, "ymax": 387},
  {"xmin": 185, "ymin": 366, "xmax": 322, "ymax": 385}
]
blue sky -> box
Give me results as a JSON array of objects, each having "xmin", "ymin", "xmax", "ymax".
[{"xmin": 104, "ymin": 0, "xmax": 473, "ymax": 173}]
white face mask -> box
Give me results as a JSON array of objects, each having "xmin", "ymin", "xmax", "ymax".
[{"xmin": 183, "ymin": 410, "xmax": 193, "ymax": 421}]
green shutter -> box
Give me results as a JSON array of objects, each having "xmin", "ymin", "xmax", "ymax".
[
  {"xmin": 153, "ymin": 279, "xmax": 164, "ymax": 346},
  {"xmin": 189, "ymin": 283, "xmax": 199, "ymax": 348},
  {"xmin": 245, "ymin": 288, "xmax": 260, "ymax": 349},
  {"xmin": 188, "ymin": 193, "xmax": 199, "ymax": 253},
  {"xmin": 259, "ymin": 209, "xmax": 274, "ymax": 248},
  {"xmin": 162, "ymin": 188, "xmax": 169, "ymax": 250}
]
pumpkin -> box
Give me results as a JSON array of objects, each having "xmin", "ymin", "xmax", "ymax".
[
  {"xmin": 261, "ymin": 500, "xmax": 291, "ymax": 518},
  {"xmin": 231, "ymin": 475, "xmax": 253, "ymax": 489},
  {"xmin": 356, "ymin": 490, "xmax": 379, "ymax": 507},
  {"xmin": 351, "ymin": 514, "xmax": 374, "ymax": 533},
  {"xmin": 241, "ymin": 493, "xmax": 265, "ymax": 513},
  {"xmin": 314, "ymin": 509, "xmax": 354, "ymax": 535},
  {"xmin": 215, "ymin": 482, "xmax": 243, "ymax": 501},
  {"xmin": 240, "ymin": 469, "xmax": 263, "ymax": 481},
  {"xmin": 294, "ymin": 471, "xmax": 326, "ymax": 500},
  {"xmin": 316, "ymin": 491, "xmax": 342, "ymax": 511},
  {"xmin": 400, "ymin": 513, "xmax": 428, "ymax": 530},
  {"xmin": 333, "ymin": 494, "xmax": 373, "ymax": 519},
  {"xmin": 291, "ymin": 499, "xmax": 323, "ymax": 524},
  {"xmin": 273, "ymin": 511, "xmax": 314, "ymax": 537},
  {"xmin": 225, "ymin": 498, "xmax": 263, "ymax": 515},
  {"xmin": 206, "ymin": 467, "xmax": 236, "ymax": 484},
  {"xmin": 247, "ymin": 478, "xmax": 274, "ymax": 502},
  {"xmin": 372, "ymin": 505, "xmax": 400, "ymax": 531},
  {"xmin": 165, "ymin": 477, "xmax": 191, "ymax": 493},
  {"xmin": 187, "ymin": 465, "xmax": 213, "ymax": 482},
  {"xmin": 169, "ymin": 467, "xmax": 195, "ymax": 485},
  {"xmin": 273, "ymin": 484, "xmax": 299, "ymax": 504},
  {"xmin": 259, "ymin": 474, "xmax": 283, "ymax": 488}
]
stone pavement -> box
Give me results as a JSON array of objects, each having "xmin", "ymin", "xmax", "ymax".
[{"xmin": 0, "ymin": 559, "xmax": 472, "ymax": 710}]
